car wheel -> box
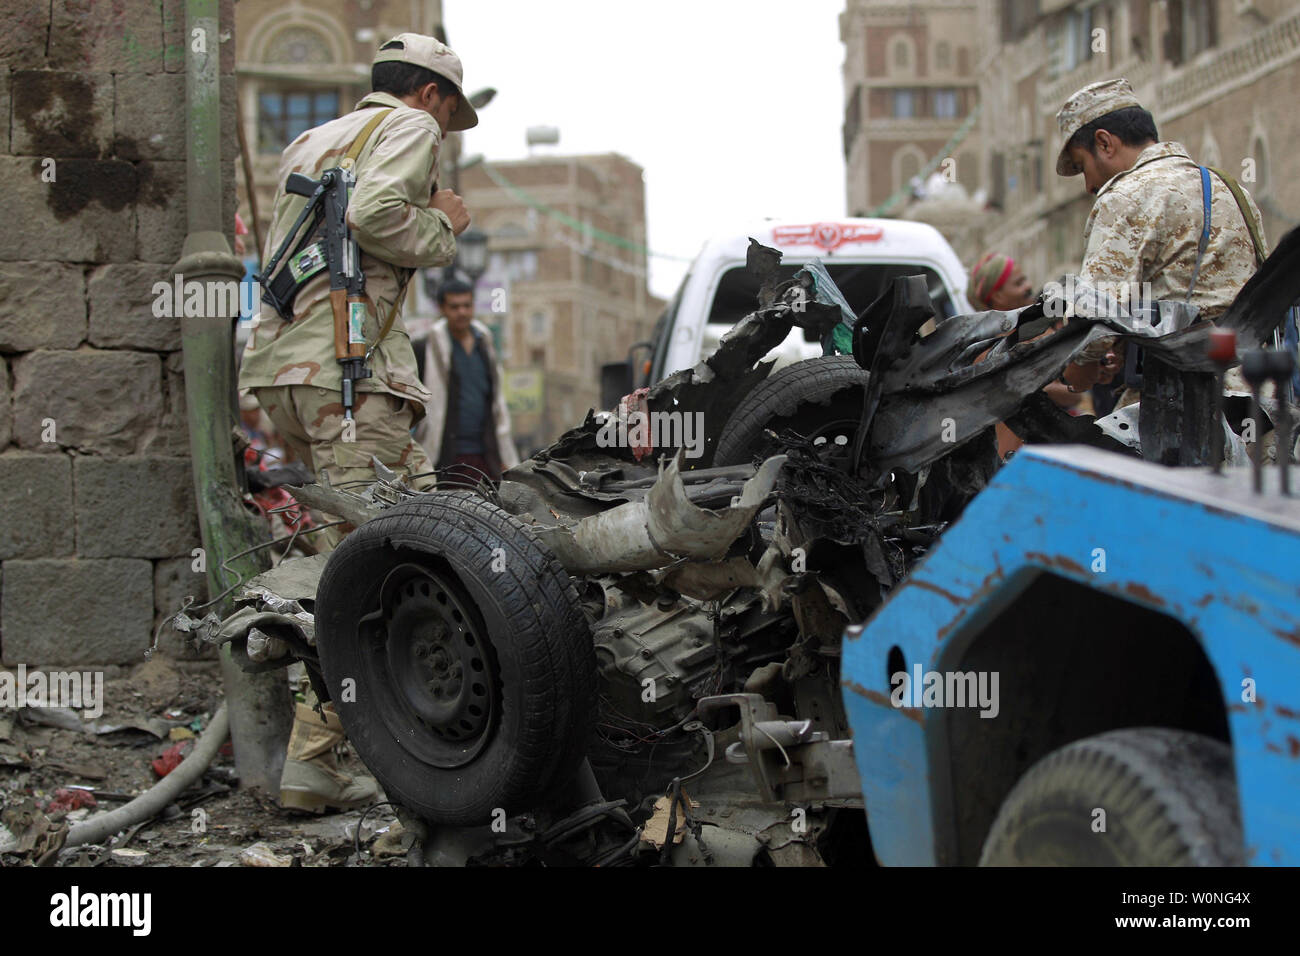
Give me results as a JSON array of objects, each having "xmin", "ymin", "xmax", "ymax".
[
  {"xmin": 979, "ymin": 728, "xmax": 1244, "ymax": 866},
  {"xmin": 314, "ymin": 492, "xmax": 597, "ymax": 826},
  {"xmin": 713, "ymin": 356, "xmax": 869, "ymax": 469}
]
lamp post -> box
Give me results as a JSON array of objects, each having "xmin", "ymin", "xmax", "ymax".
[
  {"xmin": 433, "ymin": 226, "xmax": 489, "ymax": 315},
  {"xmin": 457, "ymin": 227, "xmax": 490, "ymax": 285}
]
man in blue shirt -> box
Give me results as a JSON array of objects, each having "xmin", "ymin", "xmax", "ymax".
[{"xmin": 419, "ymin": 279, "xmax": 519, "ymax": 483}]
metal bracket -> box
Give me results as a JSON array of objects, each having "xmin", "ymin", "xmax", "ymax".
[{"xmin": 697, "ymin": 693, "xmax": 824, "ymax": 802}]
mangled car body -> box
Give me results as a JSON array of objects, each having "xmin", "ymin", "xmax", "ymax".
[{"xmin": 200, "ymin": 227, "xmax": 1300, "ymax": 866}]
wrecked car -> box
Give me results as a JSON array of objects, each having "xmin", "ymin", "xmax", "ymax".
[{"xmin": 199, "ymin": 226, "xmax": 1300, "ymax": 866}]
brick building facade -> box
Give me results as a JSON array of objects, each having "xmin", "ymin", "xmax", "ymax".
[
  {"xmin": 846, "ymin": 0, "xmax": 1300, "ymax": 283},
  {"xmin": 840, "ymin": 0, "xmax": 984, "ymax": 216},
  {"xmin": 456, "ymin": 154, "xmax": 664, "ymax": 452}
]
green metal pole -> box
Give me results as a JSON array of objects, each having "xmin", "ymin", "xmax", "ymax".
[{"xmin": 178, "ymin": 0, "xmax": 292, "ymax": 792}]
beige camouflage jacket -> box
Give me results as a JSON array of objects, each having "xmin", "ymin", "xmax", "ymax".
[
  {"xmin": 239, "ymin": 92, "xmax": 459, "ymax": 415},
  {"xmin": 1081, "ymin": 141, "xmax": 1264, "ymax": 321}
]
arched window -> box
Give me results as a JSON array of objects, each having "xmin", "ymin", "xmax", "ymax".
[
  {"xmin": 256, "ymin": 24, "xmax": 339, "ymax": 153},
  {"xmin": 895, "ymin": 145, "xmax": 926, "ymax": 193},
  {"xmin": 263, "ymin": 26, "xmax": 334, "ymax": 64},
  {"xmin": 892, "ymin": 35, "xmax": 916, "ymax": 75}
]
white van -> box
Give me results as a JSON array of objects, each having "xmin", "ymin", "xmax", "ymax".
[{"xmin": 633, "ymin": 217, "xmax": 971, "ymax": 389}]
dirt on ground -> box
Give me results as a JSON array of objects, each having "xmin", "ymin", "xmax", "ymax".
[{"xmin": 0, "ymin": 657, "xmax": 402, "ymax": 867}]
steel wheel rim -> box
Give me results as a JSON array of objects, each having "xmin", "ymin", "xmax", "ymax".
[{"xmin": 358, "ymin": 562, "xmax": 498, "ymax": 768}]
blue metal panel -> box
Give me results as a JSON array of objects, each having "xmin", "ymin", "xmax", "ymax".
[{"xmin": 841, "ymin": 446, "xmax": 1300, "ymax": 865}]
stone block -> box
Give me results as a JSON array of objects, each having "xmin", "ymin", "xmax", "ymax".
[
  {"xmin": 0, "ymin": 362, "xmax": 10, "ymax": 450},
  {"xmin": 49, "ymin": 0, "xmax": 164, "ymax": 74},
  {"xmin": 0, "ymin": 262, "xmax": 87, "ymax": 350},
  {"xmin": 113, "ymin": 73, "xmax": 186, "ymax": 162},
  {"xmin": 0, "ymin": 453, "xmax": 74, "ymax": 559},
  {"xmin": 87, "ymin": 264, "xmax": 180, "ymax": 350},
  {"xmin": 141, "ymin": 351, "xmax": 190, "ymax": 456},
  {"xmin": 10, "ymin": 71, "xmax": 114, "ymax": 158},
  {"xmin": 0, "ymin": 158, "xmax": 136, "ymax": 263},
  {"xmin": 12, "ymin": 350, "xmax": 162, "ymax": 455},
  {"xmin": 1, "ymin": 558, "xmax": 153, "ymax": 665},
  {"xmin": 136, "ymin": 160, "xmax": 186, "ymax": 264},
  {"xmin": 152, "ymin": 555, "xmax": 212, "ymax": 658},
  {"xmin": 0, "ymin": 0, "xmax": 51, "ymax": 71},
  {"xmin": 74, "ymin": 456, "xmax": 199, "ymax": 558}
]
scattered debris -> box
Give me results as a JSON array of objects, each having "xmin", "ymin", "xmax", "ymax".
[
  {"xmin": 46, "ymin": 788, "xmax": 99, "ymax": 815},
  {"xmin": 151, "ymin": 742, "xmax": 193, "ymax": 779},
  {"xmin": 238, "ymin": 841, "xmax": 291, "ymax": 867},
  {"xmin": 642, "ymin": 792, "xmax": 698, "ymax": 849}
]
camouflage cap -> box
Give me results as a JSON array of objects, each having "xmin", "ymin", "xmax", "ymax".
[
  {"xmin": 1055, "ymin": 78, "xmax": 1142, "ymax": 176},
  {"xmin": 373, "ymin": 33, "xmax": 479, "ymax": 132}
]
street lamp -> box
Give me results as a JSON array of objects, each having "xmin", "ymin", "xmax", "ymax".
[{"xmin": 457, "ymin": 227, "xmax": 489, "ymax": 284}]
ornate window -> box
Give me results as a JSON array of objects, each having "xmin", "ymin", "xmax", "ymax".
[{"xmin": 263, "ymin": 27, "xmax": 334, "ymax": 65}]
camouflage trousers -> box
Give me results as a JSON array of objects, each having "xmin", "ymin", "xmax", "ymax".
[{"xmin": 253, "ymin": 385, "xmax": 436, "ymax": 550}]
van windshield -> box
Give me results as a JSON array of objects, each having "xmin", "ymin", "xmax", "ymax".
[{"xmin": 707, "ymin": 261, "xmax": 956, "ymax": 333}]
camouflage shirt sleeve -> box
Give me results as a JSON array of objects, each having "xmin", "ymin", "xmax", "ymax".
[
  {"xmin": 1079, "ymin": 186, "xmax": 1153, "ymax": 294},
  {"xmin": 348, "ymin": 114, "xmax": 458, "ymax": 269}
]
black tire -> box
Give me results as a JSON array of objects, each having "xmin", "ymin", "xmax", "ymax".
[
  {"xmin": 314, "ymin": 492, "xmax": 597, "ymax": 826},
  {"xmin": 713, "ymin": 356, "xmax": 869, "ymax": 467},
  {"xmin": 979, "ymin": 728, "xmax": 1244, "ymax": 866}
]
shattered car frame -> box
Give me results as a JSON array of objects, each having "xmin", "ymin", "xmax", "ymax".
[{"xmin": 195, "ymin": 226, "xmax": 1300, "ymax": 866}]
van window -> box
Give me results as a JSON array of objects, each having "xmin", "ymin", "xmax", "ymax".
[
  {"xmin": 647, "ymin": 281, "xmax": 686, "ymax": 384},
  {"xmin": 706, "ymin": 262, "xmax": 956, "ymax": 333}
]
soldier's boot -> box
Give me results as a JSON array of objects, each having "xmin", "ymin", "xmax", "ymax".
[{"xmin": 279, "ymin": 702, "xmax": 380, "ymax": 814}]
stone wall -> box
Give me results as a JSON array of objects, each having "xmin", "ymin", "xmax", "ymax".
[{"xmin": 0, "ymin": 0, "xmax": 237, "ymax": 666}]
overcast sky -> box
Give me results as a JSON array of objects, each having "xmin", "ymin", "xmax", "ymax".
[{"xmin": 444, "ymin": 0, "xmax": 848, "ymax": 300}]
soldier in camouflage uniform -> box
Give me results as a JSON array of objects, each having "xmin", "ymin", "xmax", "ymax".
[
  {"xmin": 237, "ymin": 33, "xmax": 476, "ymax": 814},
  {"xmin": 1053, "ymin": 78, "xmax": 1265, "ymax": 394},
  {"xmin": 240, "ymin": 34, "xmax": 475, "ymax": 544}
]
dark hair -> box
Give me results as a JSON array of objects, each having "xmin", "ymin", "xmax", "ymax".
[
  {"xmin": 1067, "ymin": 106, "xmax": 1158, "ymax": 154},
  {"xmin": 437, "ymin": 278, "xmax": 474, "ymax": 306},
  {"xmin": 371, "ymin": 43, "xmax": 458, "ymax": 100}
]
